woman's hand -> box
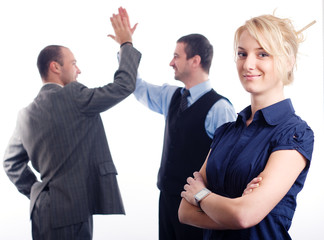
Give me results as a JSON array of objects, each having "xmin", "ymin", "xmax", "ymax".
[
  {"xmin": 242, "ymin": 177, "xmax": 262, "ymax": 196},
  {"xmin": 181, "ymin": 171, "xmax": 207, "ymax": 206}
]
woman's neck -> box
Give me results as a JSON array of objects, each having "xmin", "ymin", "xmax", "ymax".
[{"xmin": 247, "ymin": 91, "xmax": 285, "ymax": 126}]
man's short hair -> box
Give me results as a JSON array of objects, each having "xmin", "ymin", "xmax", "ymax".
[
  {"xmin": 37, "ymin": 45, "xmax": 65, "ymax": 79},
  {"xmin": 177, "ymin": 34, "xmax": 213, "ymax": 74}
]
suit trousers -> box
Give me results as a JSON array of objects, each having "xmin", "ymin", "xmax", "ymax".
[
  {"xmin": 159, "ymin": 191, "xmax": 203, "ymax": 240},
  {"xmin": 31, "ymin": 188, "xmax": 93, "ymax": 240}
]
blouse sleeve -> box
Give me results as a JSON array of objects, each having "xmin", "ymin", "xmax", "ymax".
[{"xmin": 272, "ymin": 120, "xmax": 314, "ymax": 163}]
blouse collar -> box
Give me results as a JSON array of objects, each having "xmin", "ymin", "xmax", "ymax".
[{"xmin": 237, "ymin": 99, "xmax": 295, "ymax": 126}]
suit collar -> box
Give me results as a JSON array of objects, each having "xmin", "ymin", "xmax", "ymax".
[
  {"xmin": 40, "ymin": 83, "xmax": 64, "ymax": 92},
  {"xmin": 43, "ymin": 82, "xmax": 64, "ymax": 88}
]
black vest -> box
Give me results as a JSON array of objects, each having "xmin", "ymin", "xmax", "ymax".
[{"xmin": 157, "ymin": 88, "xmax": 225, "ymax": 195}]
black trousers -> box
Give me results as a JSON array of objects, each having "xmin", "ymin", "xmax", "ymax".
[
  {"xmin": 31, "ymin": 189, "xmax": 93, "ymax": 240},
  {"xmin": 159, "ymin": 191, "xmax": 203, "ymax": 240}
]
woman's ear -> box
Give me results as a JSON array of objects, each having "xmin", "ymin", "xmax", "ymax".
[
  {"xmin": 288, "ymin": 55, "xmax": 296, "ymax": 72},
  {"xmin": 285, "ymin": 55, "xmax": 296, "ymax": 85}
]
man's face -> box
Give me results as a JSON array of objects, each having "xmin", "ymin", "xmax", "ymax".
[
  {"xmin": 169, "ymin": 42, "xmax": 191, "ymax": 82},
  {"xmin": 59, "ymin": 48, "xmax": 81, "ymax": 86}
]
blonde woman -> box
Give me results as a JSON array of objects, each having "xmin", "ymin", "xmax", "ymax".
[{"xmin": 179, "ymin": 15, "xmax": 315, "ymax": 240}]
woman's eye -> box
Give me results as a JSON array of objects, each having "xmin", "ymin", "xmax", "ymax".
[
  {"xmin": 259, "ymin": 52, "xmax": 270, "ymax": 57},
  {"xmin": 237, "ymin": 52, "xmax": 247, "ymax": 58}
]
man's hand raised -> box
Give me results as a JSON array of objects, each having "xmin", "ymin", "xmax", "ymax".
[{"xmin": 108, "ymin": 7, "xmax": 137, "ymax": 45}]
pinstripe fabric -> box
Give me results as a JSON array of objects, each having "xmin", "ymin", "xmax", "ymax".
[
  {"xmin": 3, "ymin": 45, "xmax": 141, "ymax": 230},
  {"xmin": 32, "ymin": 189, "xmax": 93, "ymax": 240}
]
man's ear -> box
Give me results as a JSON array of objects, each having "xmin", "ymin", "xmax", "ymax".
[
  {"xmin": 191, "ymin": 55, "xmax": 201, "ymax": 68},
  {"xmin": 49, "ymin": 61, "xmax": 61, "ymax": 74}
]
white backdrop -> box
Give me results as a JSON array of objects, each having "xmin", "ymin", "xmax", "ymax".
[{"xmin": 0, "ymin": 0, "xmax": 323, "ymax": 239}]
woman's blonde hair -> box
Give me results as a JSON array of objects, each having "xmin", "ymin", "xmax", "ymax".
[{"xmin": 234, "ymin": 14, "xmax": 313, "ymax": 85}]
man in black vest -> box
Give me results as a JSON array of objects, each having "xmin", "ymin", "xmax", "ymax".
[{"xmin": 134, "ymin": 34, "xmax": 236, "ymax": 239}]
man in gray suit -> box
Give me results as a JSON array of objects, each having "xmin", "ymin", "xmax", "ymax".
[{"xmin": 3, "ymin": 8, "xmax": 141, "ymax": 240}]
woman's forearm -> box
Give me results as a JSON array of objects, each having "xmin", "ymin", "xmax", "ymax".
[{"xmin": 178, "ymin": 198, "xmax": 228, "ymax": 230}]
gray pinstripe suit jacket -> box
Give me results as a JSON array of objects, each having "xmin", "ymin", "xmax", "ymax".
[{"xmin": 3, "ymin": 44, "xmax": 141, "ymax": 228}]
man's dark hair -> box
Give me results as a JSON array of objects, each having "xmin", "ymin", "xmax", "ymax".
[
  {"xmin": 177, "ymin": 34, "xmax": 213, "ymax": 74},
  {"xmin": 37, "ymin": 45, "xmax": 65, "ymax": 80}
]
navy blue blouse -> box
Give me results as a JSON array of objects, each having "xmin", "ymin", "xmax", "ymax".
[{"xmin": 205, "ymin": 99, "xmax": 314, "ymax": 240}]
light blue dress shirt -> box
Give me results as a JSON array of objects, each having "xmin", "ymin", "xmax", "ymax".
[{"xmin": 134, "ymin": 76, "xmax": 237, "ymax": 138}]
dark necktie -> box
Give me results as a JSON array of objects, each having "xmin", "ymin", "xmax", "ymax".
[{"xmin": 180, "ymin": 89, "xmax": 190, "ymax": 111}]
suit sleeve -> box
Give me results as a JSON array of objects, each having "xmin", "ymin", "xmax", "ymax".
[
  {"xmin": 3, "ymin": 117, "xmax": 37, "ymax": 199},
  {"xmin": 72, "ymin": 44, "xmax": 142, "ymax": 115}
]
